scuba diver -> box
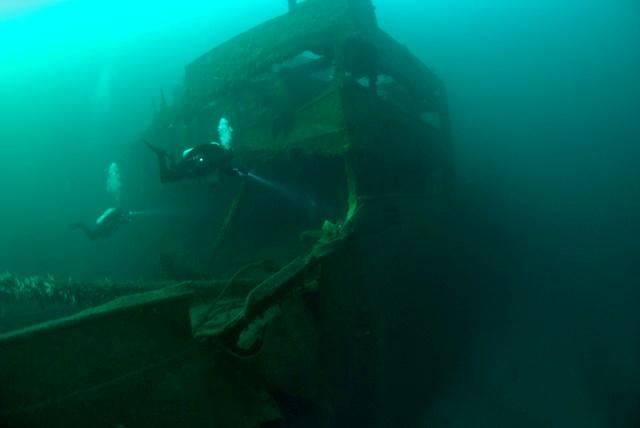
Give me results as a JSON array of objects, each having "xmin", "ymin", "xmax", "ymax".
[
  {"xmin": 145, "ymin": 117, "xmax": 242, "ymax": 184},
  {"xmin": 71, "ymin": 162, "xmax": 131, "ymax": 240},
  {"xmin": 71, "ymin": 207, "xmax": 131, "ymax": 240},
  {"xmin": 144, "ymin": 140, "xmax": 240, "ymax": 183}
]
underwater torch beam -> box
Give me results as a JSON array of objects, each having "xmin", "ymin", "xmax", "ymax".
[{"xmin": 211, "ymin": 181, "xmax": 247, "ymax": 261}]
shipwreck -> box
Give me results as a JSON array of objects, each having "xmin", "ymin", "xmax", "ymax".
[{"xmin": 0, "ymin": 0, "xmax": 454, "ymax": 426}]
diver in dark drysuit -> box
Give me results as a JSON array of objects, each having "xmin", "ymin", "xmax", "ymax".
[
  {"xmin": 144, "ymin": 140, "xmax": 242, "ymax": 183},
  {"xmin": 71, "ymin": 207, "xmax": 131, "ymax": 240}
]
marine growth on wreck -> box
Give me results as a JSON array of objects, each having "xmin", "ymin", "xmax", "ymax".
[{"xmin": 0, "ymin": 1, "xmax": 453, "ymax": 427}]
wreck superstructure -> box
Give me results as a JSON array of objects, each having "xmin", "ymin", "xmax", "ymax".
[
  {"xmin": 0, "ymin": 1, "xmax": 454, "ymax": 427},
  {"xmin": 147, "ymin": 0, "xmax": 453, "ymax": 273}
]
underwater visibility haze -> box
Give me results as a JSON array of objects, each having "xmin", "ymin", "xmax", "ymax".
[{"xmin": 1, "ymin": 0, "xmax": 640, "ymax": 427}]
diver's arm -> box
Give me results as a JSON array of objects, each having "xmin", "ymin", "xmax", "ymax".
[{"xmin": 222, "ymin": 168, "xmax": 244, "ymax": 177}]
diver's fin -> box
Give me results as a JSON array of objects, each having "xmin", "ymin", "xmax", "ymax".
[
  {"xmin": 143, "ymin": 140, "xmax": 168, "ymax": 158},
  {"xmin": 70, "ymin": 222, "xmax": 97, "ymax": 240}
]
